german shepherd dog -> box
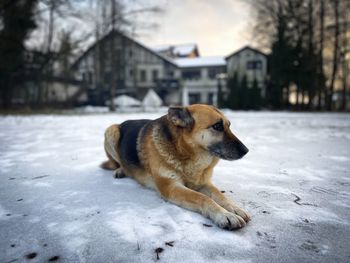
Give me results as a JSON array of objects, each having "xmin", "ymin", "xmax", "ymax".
[{"xmin": 101, "ymin": 104, "xmax": 250, "ymax": 230}]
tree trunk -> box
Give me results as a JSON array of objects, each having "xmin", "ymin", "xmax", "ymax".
[
  {"xmin": 317, "ymin": 0, "xmax": 325, "ymax": 110},
  {"xmin": 296, "ymin": 84, "xmax": 300, "ymax": 110},
  {"xmin": 307, "ymin": 0, "xmax": 314, "ymax": 110},
  {"xmin": 341, "ymin": 18, "xmax": 348, "ymax": 111},
  {"xmin": 327, "ymin": 0, "xmax": 340, "ymax": 111},
  {"xmin": 108, "ymin": 0, "xmax": 117, "ymax": 111},
  {"xmin": 1, "ymin": 77, "xmax": 12, "ymax": 109},
  {"xmin": 301, "ymin": 89, "xmax": 305, "ymax": 110},
  {"xmin": 341, "ymin": 60, "xmax": 348, "ymax": 111}
]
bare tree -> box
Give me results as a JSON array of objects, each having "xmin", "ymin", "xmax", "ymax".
[
  {"xmin": 248, "ymin": 0, "xmax": 350, "ymax": 111},
  {"xmin": 317, "ymin": 0, "xmax": 325, "ymax": 110},
  {"xmin": 80, "ymin": 0, "xmax": 162, "ymax": 110},
  {"xmin": 339, "ymin": 1, "xmax": 350, "ymax": 110},
  {"xmin": 327, "ymin": 0, "xmax": 340, "ymax": 111},
  {"xmin": 0, "ymin": 0, "xmax": 38, "ymax": 109}
]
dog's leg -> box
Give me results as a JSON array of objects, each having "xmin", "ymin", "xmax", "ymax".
[
  {"xmin": 155, "ymin": 177, "xmax": 246, "ymax": 230},
  {"xmin": 199, "ymin": 183, "xmax": 250, "ymax": 222}
]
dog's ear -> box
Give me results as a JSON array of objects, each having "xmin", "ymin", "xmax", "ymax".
[{"xmin": 168, "ymin": 106, "xmax": 194, "ymax": 129}]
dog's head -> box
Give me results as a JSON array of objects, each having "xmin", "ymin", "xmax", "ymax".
[{"xmin": 167, "ymin": 104, "xmax": 249, "ymax": 160}]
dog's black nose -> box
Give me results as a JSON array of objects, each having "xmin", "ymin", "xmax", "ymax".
[
  {"xmin": 240, "ymin": 143, "xmax": 249, "ymax": 155},
  {"xmin": 236, "ymin": 141, "xmax": 249, "ymax": 157}
]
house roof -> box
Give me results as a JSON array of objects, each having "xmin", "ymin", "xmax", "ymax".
[
  {"xmin": 152, "ymin": 43, "xmax": 199, "ymax": 57},
  {"xmin": 225, "ymin": 45, "xmax": 267, "ymax": 60},
  {"xmin": 71, "ymin": 30, "xmax": 178, "ymax": 69},
  {"xmin": 174, "ymin": 44, "xmax": 197, "ymax": 56},
  {"xmin": 152, "ymin": 44, "xmax": 171, "ymax": 53},
  {"xmin": 173, "ymin": 56, "xmax": 226, "ymax": 68}
]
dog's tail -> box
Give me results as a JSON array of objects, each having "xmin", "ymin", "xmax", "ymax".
[{"xmin": 101, "ymin": 124, "xmax": 121, "ymax": 170}]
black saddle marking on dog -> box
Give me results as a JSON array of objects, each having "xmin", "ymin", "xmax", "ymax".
[
  {"xmin": 119, "ymin": 119, "xmax": 151, "ymax": 165},
  {"xmin": 158, "ymin": 118, "xmax": 173, "ymax": 142}
]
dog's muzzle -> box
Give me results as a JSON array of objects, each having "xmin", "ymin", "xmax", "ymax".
[{"xmin": 208, "ymin": 139, "xmax": 249, "ymax": 161}]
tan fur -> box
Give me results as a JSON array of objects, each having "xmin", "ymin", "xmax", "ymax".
[{"xmin": 101, "ymin": 104, "xmax": 250, "ymax": 230}]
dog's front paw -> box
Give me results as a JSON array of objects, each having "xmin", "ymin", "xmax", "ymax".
[
  {"xmin": 114, "ymin": 168, "xmax": 126, "ymax": 179},
  {"xmin": 225, "ymin": 205, "xmax": 251, "ymax": 222},
  {"xmin": 212, "ymin": 210, "xmax": 246, "ymax": 230}
]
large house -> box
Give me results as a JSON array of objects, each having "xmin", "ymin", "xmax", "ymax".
[
  {"xmin": 71, "ymin": 30, "xmax": 180, "ymax": 105},
  {"xmin": 226, "ymin": 46, "xmax": 268, "ymax": 97},
  {"xmin": 70, "ymin": 30, "xmax": 268, "ymax": 107}
]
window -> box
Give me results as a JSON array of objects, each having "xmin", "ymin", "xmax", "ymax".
[
  {"xmin": 129, "ymin": 69, "xmax": 134, "ymax": 78},
  {"xmin": 247, "ymin": 60, "xmax": 262, "ymax": 70},
  {"xmin": 208, "ymin": 67, "xmax": 224, "ymax": 79},
  {"xmin": 82, "ymin": 72, "xmax": 86, "ymax": 82},
  {"xmin": 88, "ymin": 71, "xmax": 93, "ymax": 84},
  {"xmin": 168, "ymin": 71, "xmax": 174, "ymax": 78},
  {"xmin": 152, "ymin": 70, "xmax": 158, "ymax": 82},
  {"xmin": 140, "ymin": 70, "xmax": 147, "ymax": 82},
  {"xmin": 182, "ymin": 70, "xmax": 201, "ymax": 80},
  {"xmin": 208, "ymin": 93, "xmax": 214, "ymax": 105},
  {"xmin": 189, "ymin": 93, "xmax": 201, "ymax": 104}
]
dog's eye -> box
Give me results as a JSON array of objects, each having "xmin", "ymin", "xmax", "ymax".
[{"xmin": 212, "ymin": 121, "xmax": 224, "ymax": 132}]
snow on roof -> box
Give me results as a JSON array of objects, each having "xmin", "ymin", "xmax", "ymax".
[
  {"xmin": 174, "ymin": 56, "xmax": 226, "ymax": 68},
  {"xmin": 225, "ymin": 45, "xmax": 267, "ymax": 60},
  {"xmin": 152, "ymin": 43, "xmax": 197, "ymax": 56},
  {"xmin": 173, "ymin": 43, "xmax": 197, "ymax": 56},
  {"xmin": 152, "ymin": 44, "xmax": 172, "ymax": 53}
]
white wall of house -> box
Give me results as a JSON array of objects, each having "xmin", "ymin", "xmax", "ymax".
[
  {"xmin": 226, "ymin": 48, "xmax": 268, "ymax": 96},
  {"xmin": 176, "ymin": 66, "xmax": 222, "ymax": 106},
  {"xmin": 165, "ymin": 90, "xmax": 182, "ymax": 105},
  {"xmin": 181, "ymin": 83, "xmax": 218, "ymax": 106}
]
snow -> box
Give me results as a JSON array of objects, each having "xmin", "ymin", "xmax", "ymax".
[
  {"xmin": 74, "ymin": 106, "xmax": 110, "ymax": 114},
  {"xmin": 142, "ymin": 89, "xmax": 163, "ymax": 108},
  {"xmin": 1, "ymin": 112, "xmax": 350, "ymax": 262},
  {"xmin": 112, "ymin": 95, "xmax": 142, "ymax": 107},
  {"xmin": 174, "ymin": 56, "xmax": 226, "ymax": 68}
]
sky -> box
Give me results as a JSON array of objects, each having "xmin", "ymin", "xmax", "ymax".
[
  {"xmin": 136, "ymin": 0, "xmax": 254, "ymax": 57},
  {"xmin": 26, "ymin": 0, "xmax": 254, "ymax": 58}
]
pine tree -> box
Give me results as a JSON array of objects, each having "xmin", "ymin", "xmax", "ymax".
[
  {"xmin": 0, "ymin": 0, "xmax": 38, "ymax": 109},
  {"xmin": 240, "ymin": 75, "xmax": 248, "ymax": 109},
  {"xmin": 250, "ymin": 78, "xmax": 262, "ymax": 110},
  {"xmin": 227, "ymin": 72, "xmax": 239, "ymax": 109}
]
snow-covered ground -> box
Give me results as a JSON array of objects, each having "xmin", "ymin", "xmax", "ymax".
[{"xmin": 0, "ymin": 111, "xmax": 350, "ymax": 263}]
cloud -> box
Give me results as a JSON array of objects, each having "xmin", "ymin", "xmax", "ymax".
[{"xmin": 138, "ymin": 0, "xmax": 252, "ymax": 56}]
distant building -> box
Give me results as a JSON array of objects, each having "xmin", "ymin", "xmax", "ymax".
[
  {"xmin": 172, "ymin": 56, "xmax": 226, "ymax": 105},
  {"xmin": 225, "ymin": 46, "xmax": 268, "ymax": 97},
  {"xmin": 71, "ymin": 30, "xmax": 179, "ymax": 106},
  {"xmin": 152, "ymin": 43, "xmax": 200, "ymax": 58},
  {"xmin": 71, "ymin": 30, "xmax": 268, "ymax": 107}
]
